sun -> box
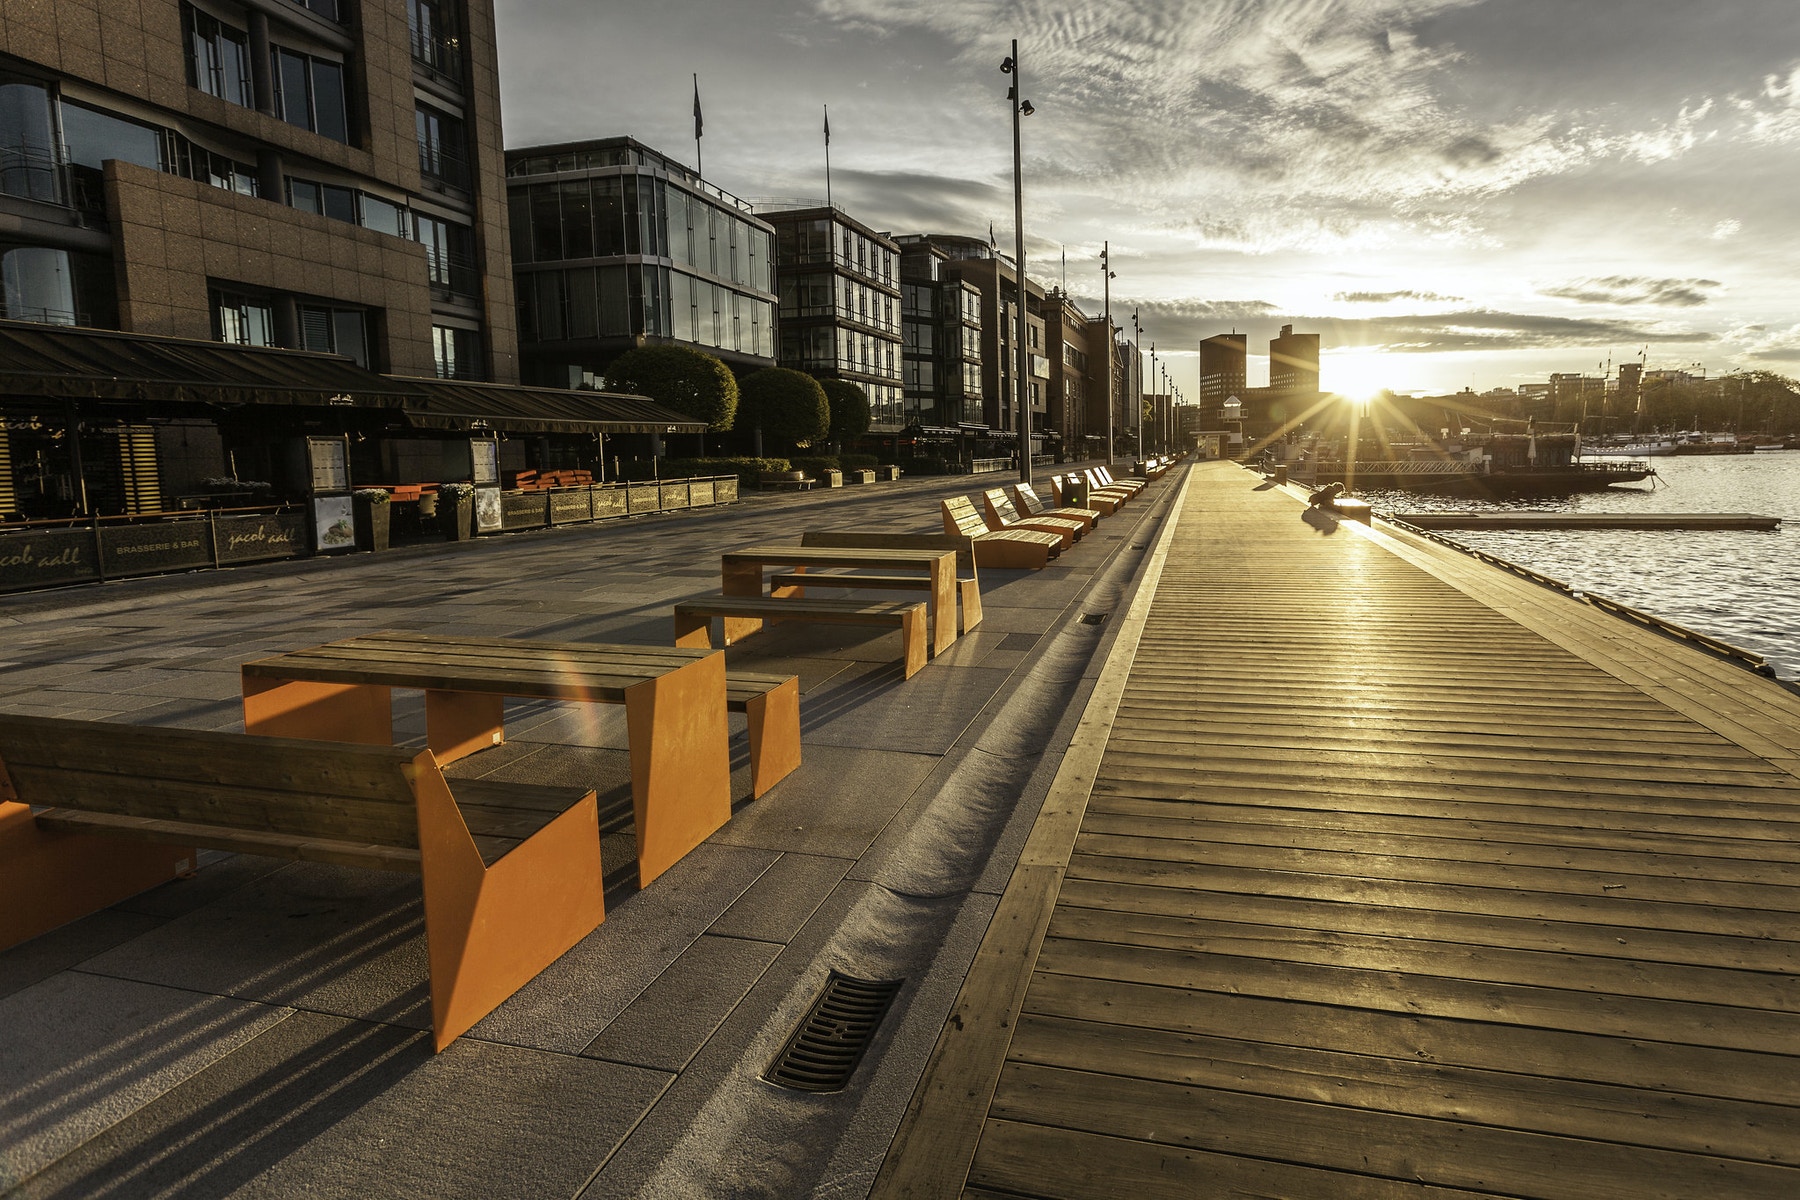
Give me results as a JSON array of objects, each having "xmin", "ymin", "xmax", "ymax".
[{"xmin": 1326, "ymin": 352, "xmax": 1389, "ymax": 403}]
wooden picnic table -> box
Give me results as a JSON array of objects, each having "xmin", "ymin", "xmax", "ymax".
[
  {"xmin": 240, "ymin": 631, "xmax": 732, "ymax": 885},
  {"xmin": 720, "ymin": 544, "xmax": 961, "ymax": 656}
]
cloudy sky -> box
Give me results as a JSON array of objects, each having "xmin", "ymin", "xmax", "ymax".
[{"xmin": 494, "ymin": 0, "xmax": 1800, "ymax": 397}]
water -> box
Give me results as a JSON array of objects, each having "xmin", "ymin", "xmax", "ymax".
[{"xmin": 1361, "ymin": 452, "xmax": 1800, "ymax": 681}]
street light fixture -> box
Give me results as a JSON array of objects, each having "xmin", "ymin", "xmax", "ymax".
[
  {"xmin": 1101, "ymin": 242, "xmax": 1116, "ymax": 465},
  {"xmin": 1002, "ymin": 41, "xmax": 1034, "ymax": 484}
]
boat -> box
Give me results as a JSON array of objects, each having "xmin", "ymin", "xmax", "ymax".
[
  {"xmin": 1582, "ymin": 437, "xmax": 1677, "ymax": 457},
  {"xmin": 1306, "ymin": 420, "xmax": 1655, "ymax": 496}
]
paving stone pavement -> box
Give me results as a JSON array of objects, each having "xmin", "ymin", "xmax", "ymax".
[{"xmin": 0, "ymin": 465, "xmax": 1183, "ymax": 1200}]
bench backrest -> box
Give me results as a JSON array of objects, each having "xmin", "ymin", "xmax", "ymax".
[
  {"xmin": 981, "ymin": 488, "xmax": 1024, "ymax": 527},
  {"xmin": 1011, "ymin": 483, "xmax": 1053, "ymax": 517},
  {"xmin": 942, "ymin": 496, "xmax": 989, "ymax": 538},
  {"xmin": 0, "ymin": 715, "xmax": 426, "ymax": 849},
  {"xmin": 801, "ymin": 529, "xmax": 976, "ymax": 570}
]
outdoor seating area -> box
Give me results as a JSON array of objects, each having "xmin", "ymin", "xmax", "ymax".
[{"xmin": 0, "ymin": 458, "xmax": 1184, "ymax": 1196}]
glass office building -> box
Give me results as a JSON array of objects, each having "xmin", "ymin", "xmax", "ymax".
[
  {"xmin": 507, "ymin": 138, "xmax": 777, "ymax": 384},
  {"xmin": 764, "ymin": 206, "xmax": 903, "ymax": 431}
]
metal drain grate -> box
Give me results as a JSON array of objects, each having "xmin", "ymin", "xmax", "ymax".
[
  {"xmin": 765, "ymin": 972, "xmax": 903, "ymax": 1093},
  {"xmin": 1078, "ymin": 612, "xmax": 1110, "ymax": 626}
]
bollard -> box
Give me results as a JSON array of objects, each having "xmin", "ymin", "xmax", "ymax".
[{"xmin": 1274, "ymin": 464, "xmax": 1288, "ymax": 485}]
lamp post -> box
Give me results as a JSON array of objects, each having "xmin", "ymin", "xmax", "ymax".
[
  {"xmin": 1001, "ymin": 42, "xmax": 1034, "ymax": 484},
  {"xmin": 1101, "ymin": 242, "xmax": 1116, "ymax": 465}
]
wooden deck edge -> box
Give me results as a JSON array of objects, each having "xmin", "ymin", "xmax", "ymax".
[
  {"xmin": 867, "ymin": 467, "xmax": 1194, "ymax": 1200},
  {"xmin": 1349, "ymin": 512, "xmax": 1800, "ymax": 782}
]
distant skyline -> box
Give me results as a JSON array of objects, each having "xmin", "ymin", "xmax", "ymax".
[{"xmin": 493, "ymin": 0, "xmax": 1800, "ymax": 398}]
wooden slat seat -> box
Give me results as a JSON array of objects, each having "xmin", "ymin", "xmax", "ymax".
[
  {"xmin": 1088, "ymin": 467, "xmax": 1144, "ymax": 496},
  {"xmin": 774, "ymin": 529, "xmax": 985, "ymax": 634},
  {"xmin": 758, "ymin": 473, "xmax": 813, "ymax": 490},
  {"xmin": 980, "ymin": 489, "xmax": 1085, "ymax": 547},
  {"xmin": 0, "ymin": 714, "xmax": 605, "ymax": 1052},
  {"xmin": 675, "ymin": 596, "xmax": 930, "ymax": 679},
  {"xmin": 1010, "ymin": 482, "xmax": 1101, "ymax": 530},
  {"xmin": 941, "ymin": 497, "xmax": 1062, "ymax": 568}
]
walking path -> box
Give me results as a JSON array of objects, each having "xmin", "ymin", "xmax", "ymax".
[{"xmin": 878, "ymin": 460, "xmax": 1800, "ymax": 1199}]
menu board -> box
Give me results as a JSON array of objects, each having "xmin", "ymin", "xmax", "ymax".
[{"xmin": 313, "ymin": 495, "xmax": 355, "ymax": 552}]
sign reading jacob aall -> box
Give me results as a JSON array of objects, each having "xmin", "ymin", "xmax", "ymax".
[{"xmin": 0, "ymin": 529, "xmax": 97, "ymax": 592}]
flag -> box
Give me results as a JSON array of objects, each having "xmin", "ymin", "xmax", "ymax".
[
  {"xmin": 989, "ymin": 221, "xmax": 997, "ymax": 248},
  {"xmin": 823, "ymin": 105, "xmax": 830, "ymax": 147},
  {"xmin": 692, "ymin": 76, "xmax": 703, "ymax": 141}
]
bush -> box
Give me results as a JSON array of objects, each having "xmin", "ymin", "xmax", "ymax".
[
  {"xmin": 821, "ymin": 379, "xmax": 871, "ymax": 445},
  {"xmin": 616, "ymin": 456, "xmax": 790, "ymax": 486},
  {"xmin": 788, "ymin": 455, "xmax": 841, "ymax": 477},
  {"xmin": 738, "ymin": 368, "xmax": 829, "ymax": 450},
  {"xmin": 838, "ymin": 453, "xmax": 879, "ymax": 470},
  {"xmin": 604, "ymin": 344, "xmax": 738, "ymax": 431}
]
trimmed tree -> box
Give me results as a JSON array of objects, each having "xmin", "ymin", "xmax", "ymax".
[
  {"xmin": 739, "ymin": 368, "xmax": 830, "ymax": 451},
  {"xmin": 822, "ymin": 379, "xmax": 871, "ymax": 449},
  {"xmin": 604, "ymin": 344, "xmax": 738, "ymax": 431}
]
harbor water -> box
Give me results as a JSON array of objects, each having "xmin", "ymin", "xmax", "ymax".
[{"xmin": 1362, "ymin": 452, "xmax": 1800, "ymax": 681}]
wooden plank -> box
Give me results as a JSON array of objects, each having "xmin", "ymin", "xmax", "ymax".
[
  {"xmin": 1022, "ymin": 972, "xmax": 1800, "ymax": 1104},
  {"xmin": 1044, "ymin": 904, "xmax": 1800, "ymax": 1010},
  {"xmin": 34, "ymin": 808, "xmax": 423, "ymax": 872},
  {"xmin": 985, "ymin": 1062, "xmax": 1800, "ymax": 1199},
  {"xmin": 1032, "ymin": 936, "xmax": 1800, "ymax": 1053},
  {"xmin": 1006, "ymin": 1012, "xmax": 1800, "ymax": 1164}
]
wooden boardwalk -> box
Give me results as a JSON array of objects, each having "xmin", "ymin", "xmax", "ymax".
[{"xmin": 876, "ymin": 460, "xmax": 1800, "ymax": 1199}]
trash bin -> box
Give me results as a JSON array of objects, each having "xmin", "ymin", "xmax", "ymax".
[{"xmin": 1274, "ymin": 464, "xmax": 1288, "ymax": 485}]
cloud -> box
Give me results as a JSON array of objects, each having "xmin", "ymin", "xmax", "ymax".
[
  {"xmin": 1539, "ymin": 276, "xmax": 1721, "ymax": 308},
  {"xmin": 1312, "ymin": 309, "xmax": 1716, "ymax": 353},
  {"xmin": 1335, "ymin": 290, "xmax": 1463, "ymax": 303}
]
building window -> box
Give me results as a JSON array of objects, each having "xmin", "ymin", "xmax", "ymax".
[
  {"xmin": 272, "ymin": 47, "xmax": 349, "ymax": 143},
  {"xmin": 212, "ymin": 287, "xmax": 275, "ymax": 347},
  {"xmin": 416, "ymin": 104, "xmax": 468, "ymax": 189},
  {"xmin": 170, "ymin": 137, "xmax": 257, "ymax": 196},
  {"xmin": 291, "ymin": 0, "xmax": 343, "ymax": 23},
  {"xmin": 300, "ymin": 304, "xmax": 368, "ymax": 366},
  {"xmin": 433, "ymin": 324, "xmax": 480, "ymax": 379},
  {"xmin": 0, "ymin": 74, "xmax": 59, "ymax": 203},
  {"xmin": 184, "ymin": 6, "xmax": 252, "ymax": 108},
  {"xmin": 408, "ymin": 0, "xmax": 461, "ymax": 81},
  {"xmin": 416, "ymin": 214, "xmax": 476, "ymax": 296}
]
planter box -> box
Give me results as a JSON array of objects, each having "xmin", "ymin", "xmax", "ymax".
[
  {"xmin": 441, "ymin": 496, "xmax": 477, "ymax": 539},
  {"xmin": 818, "ymin": 469, "xmax": 843, "ymax": 488},
  {"xmin": 847, "ymin": 469, "xmax": 875, "ymax": 485},
  {"xmin": 353, "ymin": 497, "xmax": 391, "ymax": 552},
  {"xmin": 875, "ymin": 465, "xmax": 901, "ymax": 481}
]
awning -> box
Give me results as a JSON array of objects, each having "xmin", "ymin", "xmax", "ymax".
[
  {"xmin": 0, "ymin": 320, "xmax": 704, "ymax": 433},
  {"xmin": 398, "ymin": 379, "xmax": 707, "ymax": 435},
  {"xmin": 0, "ymin": 319, "xmax": 415, "ymax": 408}
]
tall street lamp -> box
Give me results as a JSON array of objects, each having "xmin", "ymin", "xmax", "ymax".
[
  {"xmin": 1100, "ymin": 242, "xmax": 1116, "ymax": 466},
  {"xmin": 1001, "ymin": 42, "xmax": 1034, "ymax": 484}
]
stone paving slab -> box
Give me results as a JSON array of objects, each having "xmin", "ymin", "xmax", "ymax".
[{"xmin": 0, "ymin": 465, "xmax": 1184, "ymax": 1198}]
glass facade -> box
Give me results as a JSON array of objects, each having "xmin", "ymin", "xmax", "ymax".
[
  {"xmin": 899, "ymin": 277, "xmax": 982, "ymax": 428},
  {"xmin": 0, "ymin": 75, "xmax": 58, "ymax": 203},
  {"xmin": 508, "ymin": 155, "xmax": 777, "ymax": 365}
]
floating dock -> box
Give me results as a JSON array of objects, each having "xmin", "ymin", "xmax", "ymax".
[
  {"xmin": 880, "ymin": 460, "xmax": 1800, "ymax": 1199},
  {"xmin": 1393, "ymin": 511, "xmax": 1781, "ymax": 531}
]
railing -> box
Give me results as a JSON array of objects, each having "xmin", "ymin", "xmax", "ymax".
[
  {"xmin": 969, "ymin": 457, "xmax": 1010, "ymax": 473},
  {"xmin": 418, "ymin": 139, "xmax": 471, "ymax": 191},
  {"xmin": 0, "ymin": 305, "xmax": 86, "ymax": 327},
  {"xmin": 410, "ymin": 27, "xmax": 464, "ymax": 83},
  {"xmin": 426, "ymin": 246, "xmax": 480, "ymax": 298},
  {"xmin": 0, "ymin": 144, "xmax": 66, "ymax": 205}
]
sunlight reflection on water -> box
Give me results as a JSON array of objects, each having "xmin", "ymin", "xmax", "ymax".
[{"xmin": 1364, "ymin": 453, "xmax": 1800, "ymax": 680}]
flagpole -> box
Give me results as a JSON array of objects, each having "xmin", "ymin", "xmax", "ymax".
[{"xmin": 823, "ymin": 104, "xmax": 832, "ymax": 209}]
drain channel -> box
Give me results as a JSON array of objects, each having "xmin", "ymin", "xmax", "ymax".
[
  {"xmin": 1078, "ymin": 611, "xmax": 1110, "ymax": 626},
  {"xmin": 764, "ymin": 972, "xmax": 903, "ymax": 1093}
]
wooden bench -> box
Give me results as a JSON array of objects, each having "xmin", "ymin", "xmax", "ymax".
[
  {"xmin": 1010, "ymin": 482, "xmax": 1100, "ymax": 531},
  {"xmin": 759, "ymin": 472, "xmax": 813, "ymax": 491},
  {"xmin": 769, "ymin": 531, "xmax": 982, "ymax": 635},
  {"xmin": 1087, "ymin": 466, "xmax": 1144, "ymax": 498},
  {"xmin": 0, "ymin": 714, "xmax": 604, "ymax": 1052},
  {"xmin": 724, "ymin": 671, "xmax": 803, "ymax": 799},
  {"xmin": 980, "ymin": 488, "xmax": 1084, "ymax": 547},
  {"xmin": 942, "ymin": 497, "xmax": 1062, "ymax": 569},
  {"xmin": 675, "ymin": 595, "xmax": 929, "ymax": 679}
]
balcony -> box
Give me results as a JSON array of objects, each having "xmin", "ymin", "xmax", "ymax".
[
  {"xmin": 0, "ymin": 144, "xmax": 67, "ymax": 206},
  {"xmin": 427, "ymin": 246, "xmax": 481, "ymax": 300},
  {"xmin": 410, "ymin": 27, "xmax": 464, "ymax": 85},
  {"xmin": 418, "ymin": 139, "xmax": 471, "ymax": 192}
]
